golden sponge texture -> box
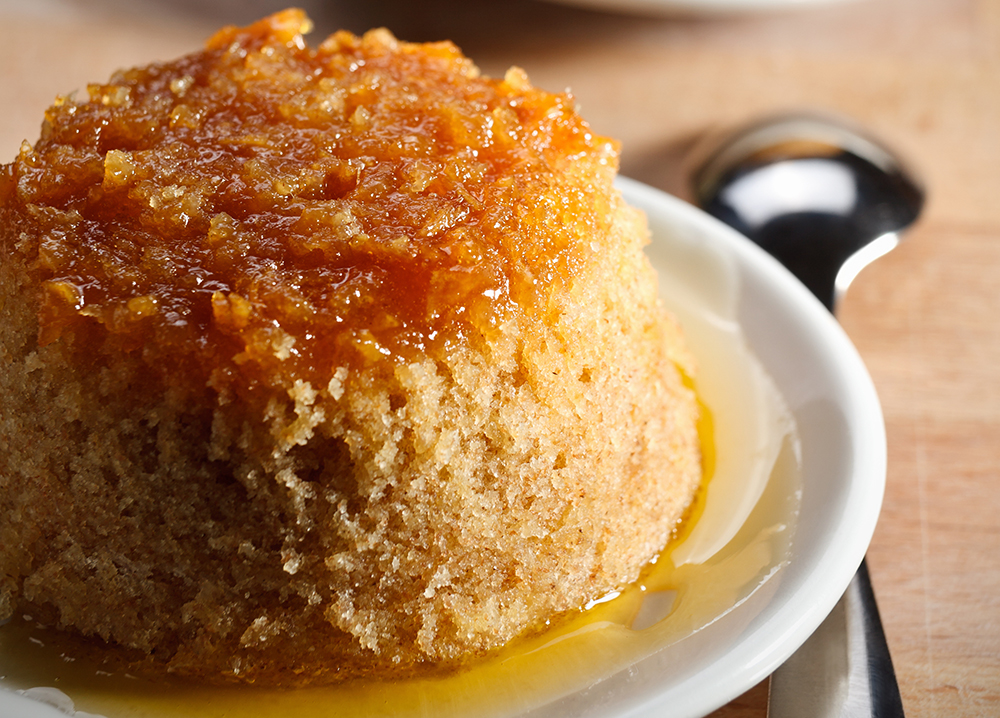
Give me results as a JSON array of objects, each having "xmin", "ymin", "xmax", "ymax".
[{"xmin": 0, "ymin": 10, "xmax": 700, "ymax": 685}]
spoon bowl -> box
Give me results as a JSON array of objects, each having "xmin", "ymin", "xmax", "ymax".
[{"xmin": 691, "ymin": 113, "xmax": 924, "ymax": 310}]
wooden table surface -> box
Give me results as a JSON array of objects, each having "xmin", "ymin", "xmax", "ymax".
[{"xmin": 2, "ymin": 0, "xmax": 998, "ymax": 715}]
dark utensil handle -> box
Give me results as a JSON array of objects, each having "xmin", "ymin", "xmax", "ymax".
[{"xmin": 852, "ymin": 559, "xmax": 906, "ymax": 717}]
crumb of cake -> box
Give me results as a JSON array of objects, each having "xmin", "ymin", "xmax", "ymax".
[{"xmin": 0, "ymin": 9, "xmax": 700, "ymax": 685}]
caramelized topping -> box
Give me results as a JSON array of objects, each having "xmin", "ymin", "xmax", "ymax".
[{"xmin": 4, "ymin": 9, "xmax": 619, "ymax": 387}]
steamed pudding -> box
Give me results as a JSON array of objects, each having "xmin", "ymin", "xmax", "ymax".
[{"xmin": 0, "ymin": 10, "xmax": 700, "ymax": 685}]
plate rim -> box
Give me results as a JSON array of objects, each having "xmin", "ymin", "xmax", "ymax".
[{"xmin": 602, "ymin": 176, "xmax": 887, "ymax": 718}]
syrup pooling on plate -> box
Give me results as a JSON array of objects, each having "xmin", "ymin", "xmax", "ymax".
[{"xmin": 0, "ymin": 218, "xmax": 800, "ymax": 718}]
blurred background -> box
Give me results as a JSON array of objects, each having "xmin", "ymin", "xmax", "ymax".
[
  {"xmin": 1, "ymin": 0, "xmax": 998, "ymax": 716},
  {"xmin": 2, "ymin": 0, "xmax": 993, "ymax": 219}
]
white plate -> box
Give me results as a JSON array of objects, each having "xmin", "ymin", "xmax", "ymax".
[
  {"xmin": 542, "ymin": 0, "xmax": 861, "ymax": 15},
  {"xmin": 0, "ymin": 178, "xmax": 885, "ymax": 718}
]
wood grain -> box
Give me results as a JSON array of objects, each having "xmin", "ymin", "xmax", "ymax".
[{"xmin": 1, "ymin": 0, "xmax": 998, "ymax": 715}]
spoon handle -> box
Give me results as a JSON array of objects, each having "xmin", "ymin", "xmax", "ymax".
[{"xmin": 767, "ymin": 558, "xmax": 904, "ymax": 718}]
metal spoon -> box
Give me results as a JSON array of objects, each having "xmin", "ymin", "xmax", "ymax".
[
  {"xmin": 691, "ymin": 113, "xmax": 923, "ymax": 311},
  {"xmin": 690, "ymin": 113, "xmax": 923, "ymax": 717}
]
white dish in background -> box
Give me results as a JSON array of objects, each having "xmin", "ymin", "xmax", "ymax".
[
  {"xmin": 0, "ymin": 178, "xmax": 885, "ymax": 718},
  {"xmin": 542, "ymin": 0, "xmax": 862, "ymax": 15}
]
